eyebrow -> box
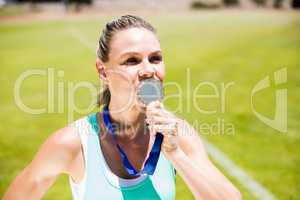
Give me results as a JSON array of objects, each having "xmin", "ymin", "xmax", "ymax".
[{"xmin": 119, "ymin": 51, "xmax": 162, "ymax": 60}]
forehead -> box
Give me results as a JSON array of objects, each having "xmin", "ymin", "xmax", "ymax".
[{"xmin": 109, "ymin": 28, "xmax": 161, "ymax": 56}]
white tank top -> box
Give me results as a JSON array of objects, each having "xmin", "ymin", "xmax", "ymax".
[{"xmin": 68, "ymin": 113, "xmax": 176, "ymax": 200}]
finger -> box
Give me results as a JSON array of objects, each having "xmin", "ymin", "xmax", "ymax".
[
  {"xmin": 163, "ymin": 144, "xmax": 178, "ymax": 152},
  {"xmin": 152, "ymin": 124, "xmax": 177, "ymax": 133},
  {"xmin": 147, "ymin": 101, "xmax": 158, "ymax": 110},
  {"xmin": 150, "ymin": 109, "xmax": 173, "ymax": 120},
  {"xmin": 147, "ymin": 109, "xmax": 166, "ymax": 119},
  {"xmin": 151, "ymin": 128, "xmax": 177, "ymax": 142},
  {"xmin": 147, "ymin": 100, "xmax": 163, "ymax": 110},
  {"xmin": 151, "ymin": 116, "xmax": 178, "ymax": 124},
  {"xmin": 163, "ymin": 136, "xmax": 178, "ymax": 150}
]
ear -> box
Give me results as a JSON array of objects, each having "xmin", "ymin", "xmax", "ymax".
[{"xmin": 96, "ymin": 58, "xmax": 108, "ymax": 83}]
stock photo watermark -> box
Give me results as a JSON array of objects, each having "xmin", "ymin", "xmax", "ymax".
[
  {"xmin": 13, "ymin": 67, "xmax": 288, "ymax": 135},
  {"xmin": 250, "ymin": 67, "xmax": 287, "ymax": 133}
]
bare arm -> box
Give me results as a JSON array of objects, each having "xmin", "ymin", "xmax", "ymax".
[
  {"xmin": 3, "ymin": 126, "xmax": 81, "ymax": 200},
  {"xmin": 165, "ymin": 120, "xmax": 241, "ymax": 200},
  {"xmin": 146, "ymin": 102, "xmax": 241, "ymax": 200}
]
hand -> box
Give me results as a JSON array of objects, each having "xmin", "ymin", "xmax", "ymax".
[{"xmin": 146, "ymin": 101, "xmax": 180, "ymax": 155}]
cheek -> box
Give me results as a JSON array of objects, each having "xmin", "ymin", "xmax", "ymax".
[
  {"xmin": 127, "ymin": 67, "xmax": 140, "ymax": 89},
  {"xmin": 127, "ymin": 67, "xmax": 140, "ymax": 79},
  {"xmin": 107, "ymin": 68, "xmax": 135, "ymax": 89}
]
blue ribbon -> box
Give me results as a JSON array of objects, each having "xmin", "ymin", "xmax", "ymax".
[{"xmin": 102, "ymin": 106, "xmax": 164, "ymax": 176}]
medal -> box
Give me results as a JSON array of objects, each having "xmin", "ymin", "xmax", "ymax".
[{"xmin": 102, "ymin": 78, "xmax": 165, "ymax": 176}]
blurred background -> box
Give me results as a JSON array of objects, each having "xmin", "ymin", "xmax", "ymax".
[{"xmin": 0, "ymin": 0, "xmax": 299, "ymax": 199}]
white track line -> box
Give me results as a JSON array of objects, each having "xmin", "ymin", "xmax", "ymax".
[
  {"xmin": 67, "ymin": 27, "xmax": 278, "ymax": 200},
  {"xmin": 68, "ymin": 28, "xmax": 96, "ymax": 51},
  {"xmin": 203, "ymin": 139, "xmax": 277, "ymax": 200}
]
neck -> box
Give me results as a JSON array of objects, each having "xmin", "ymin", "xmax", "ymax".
[{"xmin": 107, "ymin": 102, "xmax": 147, "ymax": 143}]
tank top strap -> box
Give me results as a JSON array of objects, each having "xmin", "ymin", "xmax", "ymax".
[{"xmin": 70, "ymin": 116, "xmax": 92, "ymax": 170}]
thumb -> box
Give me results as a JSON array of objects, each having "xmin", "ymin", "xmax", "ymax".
[{"xmin": 147, "ymin": 100, "xmax": 163, "ymax": 111}]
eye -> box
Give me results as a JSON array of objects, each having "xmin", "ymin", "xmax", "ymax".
[
  {"xmin": 149, "ymin": 55, "xmax": 162, "ymax": 64},
  {"xmin": 122, "ymin": 57, "xmax": 140, "ymax": 66}
]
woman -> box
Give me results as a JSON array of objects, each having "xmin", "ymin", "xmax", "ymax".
[{"xmin": 3, "ymin": 15, "xmax": 241, "ymax": 200}]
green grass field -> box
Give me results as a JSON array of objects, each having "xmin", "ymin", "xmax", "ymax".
[{"xmin": 0, "ymin": 11, "xmax": 300, "ymax": 199}]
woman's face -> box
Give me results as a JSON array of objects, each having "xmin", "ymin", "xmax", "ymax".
[{"xmin": 97, "ymin": 27, "xmax": 165, "ymax": 111}]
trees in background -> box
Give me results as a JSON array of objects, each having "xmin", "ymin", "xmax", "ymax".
[{"xmin": 191, "ymin": 0, "xmax": 300, "ymax": 9}]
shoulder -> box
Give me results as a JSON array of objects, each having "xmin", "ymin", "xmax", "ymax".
[
  {"xmin": 49, "ymin": 116, "xmax": 90, "ymax": 155},
  {"xmin": 21, "ymin": 122, "xmax": 84, "ymax": 182},
  {"xmin": 49, "ymin": 125, "xmax": 82, "ymax": 156},
  {"xmin": 35, "ymin": 124, "xmax": 82, "ymax": 171}
]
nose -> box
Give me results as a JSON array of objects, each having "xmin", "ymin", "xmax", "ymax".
[{"xmin": 138, "ymin": 62, "xmax": 155, "ymax": 79}]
